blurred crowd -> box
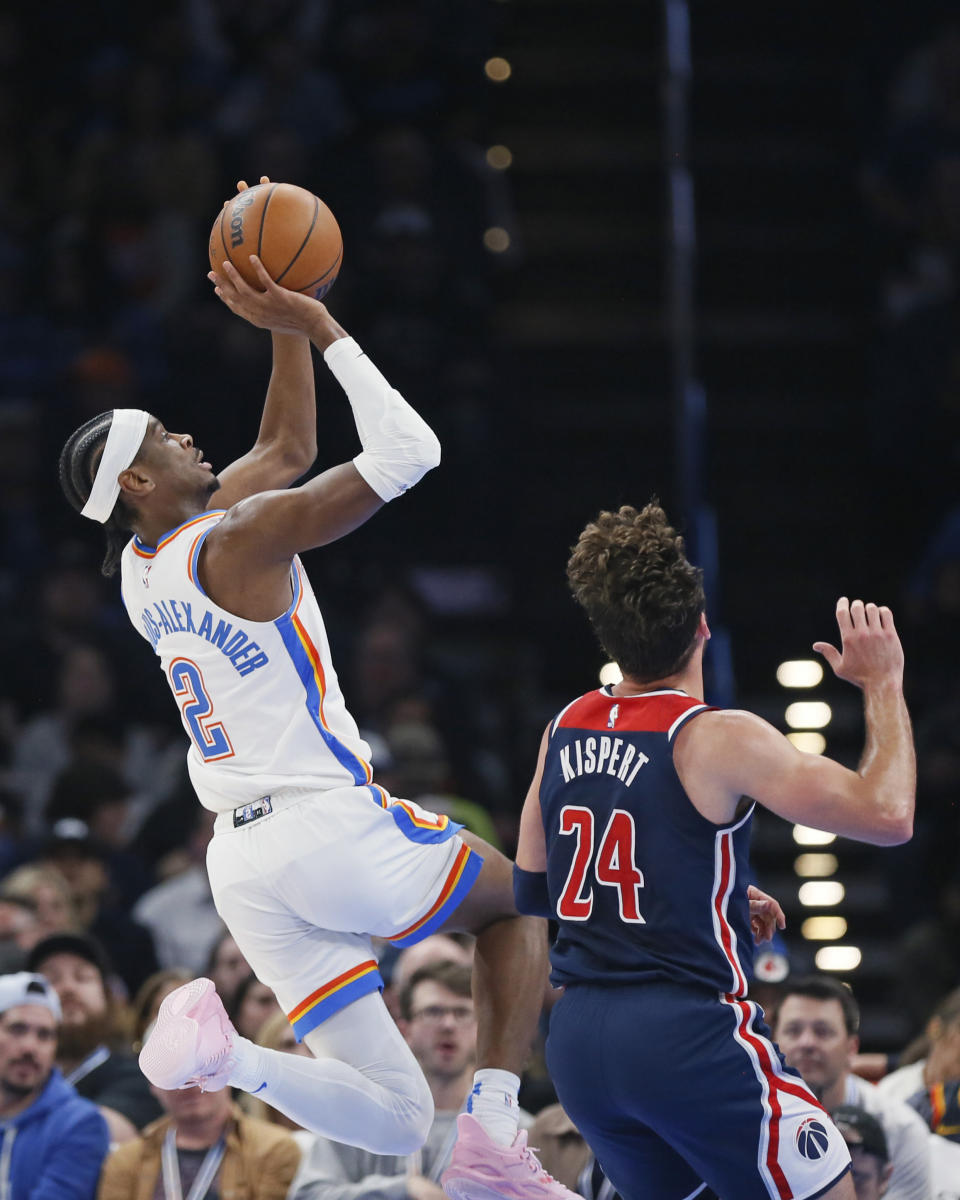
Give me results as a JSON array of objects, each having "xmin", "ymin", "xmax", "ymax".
[{"xmin": 1, "ymin": 2, "xmax": 960, "ymax": 1197}]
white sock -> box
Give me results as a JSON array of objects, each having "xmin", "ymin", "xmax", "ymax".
[
  {"xmin": 467, "ymin": 1068, "xmax": 521, "ymax": 1147},
  {"xmin": 226, "ymin": 995, "xmax": 433, "ymax": 1157}
]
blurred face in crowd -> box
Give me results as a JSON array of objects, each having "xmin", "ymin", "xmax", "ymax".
[
  {"xmin": 36, "ymin": 952, "xmax": 113, "ymax": 1060},
  {"xmin": 929, "ymin": 1012, "xmax": 960, "ymax": 1083},
  {"xmin": 234, "ymin": 979, "xmax": 282, "ymax": 1041},
  {"xmin": 402, "ymin": 980, "xmax": 476, "ymax": 1084},
  {"xmin": 153, "ymin": 1083, "xmax": 231, "ymax": 1135},
  {"xmin": 210, "ymin": 935, "xmax": 250, "ymax": 1007},
  {"xmin": 28, "ymin": 878, "xmax": 75, "ymax": 937},
  {"xmin": 0, "ymin": 1005, "xmax": 57, "ymax": 1106},
  {"xmin": 774, "ymin": 996, "xmax": 857, "ymax": 1102},
  {"xmin": 847, "ymin": 1145, "xmax": 891, "ymax": 1200}
]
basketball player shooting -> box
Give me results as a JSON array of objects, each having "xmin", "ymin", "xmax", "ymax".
[
  {"xmin": 513, "ymin": 503, "xmax": 916, "ymax": 1200},
  {"xmin": 58, "ymin": 179, "xmax": 578, "ymax": 1199}
]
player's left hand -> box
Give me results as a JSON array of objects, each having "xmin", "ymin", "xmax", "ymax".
[{"xmin": 747, "ymin": 884, "xmax": 786, "ymax": 945}]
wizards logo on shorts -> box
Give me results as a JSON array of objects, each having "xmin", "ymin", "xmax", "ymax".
[{"xmin": 796, "ymin": 1117, "xmax": 831, "ymax": 1160}]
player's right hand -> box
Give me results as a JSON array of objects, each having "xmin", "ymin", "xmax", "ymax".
[
  {"xmin": 812, "ymin": 597, "xmax": 904, "ymax": 691},
  {"xmin": 208, "ymin": 255, "xmax": 327, "ymax": 335}
]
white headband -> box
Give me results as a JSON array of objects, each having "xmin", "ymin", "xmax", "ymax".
[{"xmin": 80, "ymin": 408, "xmax": 150, "ymax": 524}]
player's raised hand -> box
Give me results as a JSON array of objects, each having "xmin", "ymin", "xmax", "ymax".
[
  {"xmin": 208, "ymin": 255, "xmax": 326, "ymax": 335},
  {"xmin": 235, "ymin": 176, "xmax": 270, "ymax": 192},
  {"xmin": 747, "ymin": 884, "xmax": 786, "ymax": 945},
  {"xmin": 813, "ymin": 597, "xmax": 904, "ymax": 690}
]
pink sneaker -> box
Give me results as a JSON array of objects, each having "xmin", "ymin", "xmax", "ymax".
[
  {"xmin": 442, "ymin": 1113, "xmax": 579, "ymax": 1199},
  {"xmin": 138, "ymin": 977, "xmax": 236, "ymax": 1093}
]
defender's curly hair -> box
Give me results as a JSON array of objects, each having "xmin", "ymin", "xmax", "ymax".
[
  {"xmin": 58, "ymin": 412, "xmax": 137, "ymax": 578},
  {"xmin": 567, "ymin": 502, "xmax": 705, "ymax": 683}
]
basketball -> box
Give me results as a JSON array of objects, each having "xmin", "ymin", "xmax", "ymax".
[{"xmin": 209, "ymin": 182, "xmax": 343, "ymax": 300}]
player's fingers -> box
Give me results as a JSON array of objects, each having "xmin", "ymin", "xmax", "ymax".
[
  {"xmin": 849, "ymin": 598, "xmax": 866, "ymax": 630},
  {"xmin": 247, "ymin": 255, "xmax": 275, "ymax": 291},
  {"xmin": 236, "ymin": 179, "xmax": 249, "ymax": 192},
  {"xmin": 879, "ymin": 605, "xmax": 896, "ymax": 633},
  {"xmin": 259, "ymin": 175, "xmax": 270, "ymax": 184},
  {"xmin": 864, "ymin": 601, "xmax": 880, "ymax": 629},
  {"xmin": 835, "ymin": 596, "xmax": 853, "ymax": 633},
  {"xmin": 812, "ymin": 641, "xmax": 842, "ymax": 673}
]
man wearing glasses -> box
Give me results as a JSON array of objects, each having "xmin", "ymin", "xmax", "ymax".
[{"xmin": 289, "ymin": 961, "xmax": 535, "ymax": 1198}]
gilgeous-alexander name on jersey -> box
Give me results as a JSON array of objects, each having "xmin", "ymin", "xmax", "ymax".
[{"xmin": 120, "ymin": 511, "xmax": 373, "ymax": 814}]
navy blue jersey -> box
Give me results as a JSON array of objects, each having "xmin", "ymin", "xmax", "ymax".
[{"xmin": 540, "ymin": 687, "xmax": 755, "ymax": 996}]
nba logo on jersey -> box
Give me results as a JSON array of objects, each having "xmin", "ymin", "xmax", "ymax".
[
  {"xmin": 795, "ymin": 1117, "xmax": 830, "ymax": 1160},
  {"xmin": 141, "ymin": 564, "xmax": 152, "ymax": 588},
  {"xmin": 607, "ymin": 704, "xmax": 619, "ymax": 729}
]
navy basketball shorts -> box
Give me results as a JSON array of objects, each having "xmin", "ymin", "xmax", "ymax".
[{"xmin": 546, "ymin": 980, "xmax": 851, "ymax": 1200}]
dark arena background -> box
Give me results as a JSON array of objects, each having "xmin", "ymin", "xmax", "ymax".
[{"xmin": 2, "ymin": 0, "xmax": 959, "ymax": 1117}]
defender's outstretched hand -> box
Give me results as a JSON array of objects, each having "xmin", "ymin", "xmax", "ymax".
[
  {"xmin": 813, "ymin": 598, "xmax": 904, "ymax": 690},
  {"xmin": 747, "ymin": 884, "xmax": 786, "ymax": 945}
]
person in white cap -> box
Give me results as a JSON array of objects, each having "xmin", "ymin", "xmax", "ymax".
[
  {"xmin": 57, "ymin": 180, "xmax": 578, "ymax": 1198},
  {"xmin": 0, "ymin": 970, "xmax": 108, "ymax": 1198}
]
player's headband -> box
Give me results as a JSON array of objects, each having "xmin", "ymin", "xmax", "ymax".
[{"xmin": 81, "ymin": 408, "xmax": 150, "ymax": 524}]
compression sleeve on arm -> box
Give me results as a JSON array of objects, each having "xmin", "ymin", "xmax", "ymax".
[
  {"xmin": 513, "ymin": 864, "xmax": 552, "ymax": 919},
  {"xmin": 324, "ymin": 336, "xmax": 441, "ymax": 502}
]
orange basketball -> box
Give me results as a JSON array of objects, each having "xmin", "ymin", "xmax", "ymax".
[{"xmin": 209, "ymin": 182, "xmax": 343, "ymax": 300}]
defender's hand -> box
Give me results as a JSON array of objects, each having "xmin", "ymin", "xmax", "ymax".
[
  {"xmin": 748, "ymin": 884, "xmax": 786, "ymax": 945},
  {"xmin": 813, "ymin": 598, "xmax": 904, "ymax": 691}
]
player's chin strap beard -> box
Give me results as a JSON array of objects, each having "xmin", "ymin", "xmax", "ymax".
[{"xmin": 81, "ymin": 408, "xmax": 150, "ymax": 524}]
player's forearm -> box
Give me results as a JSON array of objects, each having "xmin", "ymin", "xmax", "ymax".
[
  {"xmin": 254, "ymin": 333, "xmax": 319, "ymax": 474},
  {"xmin": 323, "ymin": 337, "xmax": 440, "ymax": 501},
  {"xmin": 857, "ymin": 678, "xmax": 915, "ymax": 844}
]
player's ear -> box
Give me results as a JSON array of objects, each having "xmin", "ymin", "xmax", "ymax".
[
  {"xmin": 698, "ymin": 612, "xmax": 711, "ymax": 641},
  {"xmin": 118, "ymin": 464, "xmax": 155, "ymax": 500}
]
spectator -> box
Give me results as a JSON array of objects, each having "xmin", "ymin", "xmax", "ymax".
[
  {"xmin": 879, "ymin": 985, "xmax": 960, "ymax": 1104},
  {"xmin": 26, "ymin": 931, "xmax": 161, "ymax": 1139},
  {"xmin": 97, "ymin": 1078, "xmax": 301, "ymax": 1200},
  {"xmin": 381, "ymin": 932, "xmax": 473, "ymax": 1020},
  {"xmin": 0, "ymin": 895, "xmax": 42, "ymax": 971},
  {"xmin": 290, "ymin": 961, "xmax": 532, "ymax": 1196},
  {"xmin": 204, "ymin": 928, "xmax": 251, "ymax": 1013},
  {"xmin": 127, "ymin": 967, "xmax": 191, "ymax": 1056},
  {"xmin": 905, "ymin": 1078, "xmax": 960, "ymax": 1198},
  {"xmin": 829, "ymin": 1105, "xmax": 893, "ymax": 1200},
  {"xmin": 1, "ymin": 862, "xmax": 78, "ymax": 939},
  {"xmin": 773, "ymin": 975, "xmax": 931, "ymax": 1200},
  {"xmin": 130, "ymin": 808, "xmax": 222, "ymax": 973},
  {"xmin": 229, "ymin": 972, "xmax": 284, "ymax": 1043},
  {"xmin": 37, "ymin": 820, "xmax": 158, "ymax": 995},
  {"xmin": 0, "ymin": 970, "xmax": 108, "ymax": 1198}
]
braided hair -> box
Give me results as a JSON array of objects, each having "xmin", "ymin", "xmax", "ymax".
[{"xmin": 58, "ymin": 412, "xmax": 138, "ymax": 578}]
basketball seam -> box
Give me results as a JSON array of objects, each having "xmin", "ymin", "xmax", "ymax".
[
  {"xmin": 296, "ymin": 244, "xmax": 343, "ymax": 292},
  {"xmin": 257, "ymin": 183, "xmax": 278, "ymax": 261},
  {"xmin": 275, "ymin": 195, "xmax": 320, "ymax": 284}
]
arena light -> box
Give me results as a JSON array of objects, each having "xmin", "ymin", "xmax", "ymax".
[
  {"xmin": 486, "ymin": 145, "xmax": 513, "ymax": 170},
  {"xmin": 815, "ymin": 945, "xmax": 862, "ymax": 971},
  {"xmin": 798, "ymin": 881, "xmax": 845, "ymax": 907},
  {"xmin": 599, "ymin": 662, "xmax": 623, "ymax": 687},
  {"xmin": 801, "ymin": 916, "xmax": 847, "ymax": 941},
  {"xmin": 787, "ymin": 732, "xmax": 826, "ymax": 755},
  {"xmin": 792, "ymin": 825, "xmax": 836, "ymax": 847},
  {"xmin": 785, "ymin": 701, "xmax": 832, "ymax": 729},
  {"xmin": 794, "ymin": 853, "xmax": 839, "ymax": 878},
  {"xmin": 484, "ymin": 57, "xmax": 512, "ymax": 82},
  {"xmin": 483, "ymin": 227, "xmax": 511, "ymax": 253},
  {"xmin": 777, "ymin": 660, "xmax": 824, "ymax": 688}
]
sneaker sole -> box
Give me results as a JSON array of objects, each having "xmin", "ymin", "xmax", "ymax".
[
  {"xmin": 444, "ymin": 1183, "xmax": 515, "ymax": 1200},
  {"xmin": 139, "ymin": 978, "xmax": 215, "ymax": 1089}
]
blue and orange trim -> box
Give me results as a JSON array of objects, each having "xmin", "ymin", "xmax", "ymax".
[
  {"xmin": 389, "ymin": 841, "xmax": 484, "ymax": 947},
  {"xmin": 367, "ymin": 785, "xmax": 460, "ymax": 846},
  {"xmin": 275, "ymin": 563, "xmax": 373, "ymax": 786},
  {"xmin": 288, "ymin": 959, "xmax": 383, "ymax": 1041},
  {"xmin": 132, "ymin": 510, "xmax": 226, "ymax": 559}
]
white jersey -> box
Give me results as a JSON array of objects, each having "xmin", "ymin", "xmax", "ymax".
[{"xmin": 120, "ymin": 509, "xmax": 373, "ymax": 814}]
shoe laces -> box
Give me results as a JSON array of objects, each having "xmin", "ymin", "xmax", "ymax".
[{"xmin": 518, "ymin": 1137, "xmax": 557, "ymax": 1182}]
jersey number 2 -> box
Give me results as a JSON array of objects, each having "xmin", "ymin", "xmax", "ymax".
[
  {"xmin": 168, "ymin": 658, "xmax": 235, "ymax": 762},
  {"xmin": 557, "ymin": 806, "xmax": 645, "ymax": 924}
]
